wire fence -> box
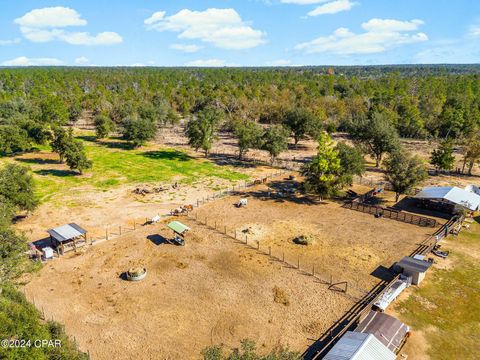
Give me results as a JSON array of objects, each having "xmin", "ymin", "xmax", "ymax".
[{"xmin": 186, "ymin": 211, "xmax": 370, "ymax": 302}]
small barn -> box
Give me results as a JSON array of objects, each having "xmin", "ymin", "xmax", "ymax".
[
  {"xmin": 395, "ymin": 256, "xmax": 432, "ymax": 285},
  {"xmin": 414, "ymin": 186, "xmax": 480, "ymax": 213},
  {"xmin": 47, "ymin": 223, "xmax": 87, "ymax": 254},
  {"xmin": 323, "ymin": 331, "xmax": 396, "ymax": 360},
  {"xmin": 355, "ymin": 311, "xmax": 410, "ymax": 354}
]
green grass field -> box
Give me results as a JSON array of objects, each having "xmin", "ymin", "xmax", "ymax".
[
  {"xmin": 1, "ymin": 138, "xmax": 248, "ymax": 203},
  {"xmin": 396, "ymin": 219, "xmax": 480, "ymax": 360}
]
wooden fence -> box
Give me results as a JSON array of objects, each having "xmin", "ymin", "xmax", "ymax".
[{"xmin": 343, "ymin": 201, "xmax": 437, "ymax": 227}]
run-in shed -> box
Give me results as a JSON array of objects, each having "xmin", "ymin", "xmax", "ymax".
[
  {"xmin": 167, "ymin": 221, "xmax": 190, "ymax": 246},
  {"xmin": 323, "ymin": 331, "xmax": 396, "ymax": 360},
  {"xmin": 47, "ymin": 223, "xmax": 87, "ymax": 253},
  {"xmin": 355, "ymin": 310, "xmax": 410, "ymax": 354},
  {"xmin": 395, "ymin": 256, "xmax": 432, "ymax": 285},
  {"xmin": 414, "ymin": 186, "xmax": 480, "ymax": 213}
]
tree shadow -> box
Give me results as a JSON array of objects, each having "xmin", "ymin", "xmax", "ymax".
[
  {"xmin": 76, "ymin": 135, "xmax": 134, "ymax": 150},
  {"xmin": 35, "ymin": 169, "xmax": 78, "ymax": 177},
  {"xmin": 16, "ymin": 157, "xmax": 59, "ymax": 165},
  {"xmin": 208, "ymin": 153, "xmax": 258, "ymax": 168},
  {"xmin": 140, "ymin": 150, "xmax": 192, "ymax": 162},
  {"xmin": 243, "ymin": 179, "xmax": 320, "ymax": 206}
]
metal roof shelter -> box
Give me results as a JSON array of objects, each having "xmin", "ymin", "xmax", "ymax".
[
  {"xmin": 414, "ymin": 186, "xmax": 480, "ymax": 211},
  {"xmin": 355, "ymin": 311, "xmax": 410, "ymax": 353},
  {"xmin": 323, "ymin": 331, "xmax": 396, "ymax": 360},
  {"xmin": 47, "ymin": 223, "xmax": 87, "ymax": 243},
  {"xmin": 395, "ymin": 256, "xmax": 432, "ymax": 285},
  {"xmin": 167, "ymin": 221, "xmax": 190, "ymax": 235}
]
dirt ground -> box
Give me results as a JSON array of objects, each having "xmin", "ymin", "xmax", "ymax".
[
  {"xmin": 191, "ymin": 181, "xmax": 441, "ymax": 294},
  {"xmin": 21, "ymin": 177, "xmax": 447, "ymax": 359},
  {"xmin": 23, "ymin": 217, "xmax": 354, "ymax": 360}
]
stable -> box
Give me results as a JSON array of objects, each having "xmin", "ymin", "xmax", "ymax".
[
  {"xmin": 414, "ymin": 186, "xmax": 480, "ymax": 213},
  {"xmin": 47, "ymin": 223, "xmax": 87, "ymax": 254},
  {"xmin": 395, "ymin": 256, "xmax": 432, "ymax": 285},
  {"xmin": 355, "ymin": 310, "xmax": 410, "ymax": 354},
  {"xmin": 323, "ymin": 331, "xmax": 396, "ymax": 360}
]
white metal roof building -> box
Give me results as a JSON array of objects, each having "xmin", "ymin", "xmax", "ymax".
[
  {"xmin": 323, "ymin": 331, "xmax": 396, "ymax": 360},
  {"xmin": 47, "ymin": 223, "xmax": 87, "ymax": 243},
  {"xmin": 414, "ymin": 186, "xmax": 480, "ymax": 211}
]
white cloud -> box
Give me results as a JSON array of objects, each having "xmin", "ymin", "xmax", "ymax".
[
  {"xmin": 14, "ymin": 7, "xmax": 87, "ymax": 27},
  {"xmin": 145, "ymin": 8, "xmax": 266, "ymax": 50},
  {"xmin": 469, "ymin": 25, "xmax": 480, "ymax": 37},
  {"xmin": 0, "ymin": 38, "xmax": 21, "ymax": 45},
  {"xmin": 74, "ymin": 56, "xmax": 89, "ymax": 64},
  {"xmin": 308, "ymin": 0, "xmax": 356, "ymax": 16},
  {"xmin": 170, "ymin": 43, "xmax": 202, "ymax": 53},
  {"xmin": 296, "ymin": 18, "xmax": 427, "ymax": 55},
  {"xmin": 185, "ymin": 59, "xmax": 236, "ymax": 67},
  {"xmin": 362, "ymin": 18, "xmax": 424, "ymax": 32},
  {"xmin": 2, "ymin": 56, "xmax": 63, "ymax": 66},
  {"xmin": 144, "ymin": 11, "xmax": 166, "ymax": 25},
  {"xmin": 15, "ymin": 6, "xmax": 122, "ymax": 46}
]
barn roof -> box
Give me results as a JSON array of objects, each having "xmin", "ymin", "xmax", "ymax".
[
  {"xmin": 397, "ymin": 256, "xmax": 432, "ymax": 273},
  {"xmin": 355, "ymin": 311, "xmax": 409, "ymax": 353},
  {"xmin": 47, "ymin": 223, "xmax": 87, "ymax": 243},
  {"xmin": 414, "ymin": 186, "xmax": 480, "ymax": 211},
  {"xmin": 323, "ymin": 331, "xmax": 396, "ymax": 360}
]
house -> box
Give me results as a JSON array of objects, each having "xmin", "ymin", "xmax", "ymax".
[
  {"xmin": 414, "ymin": 186, "xmax": 480, "ymax": 213},
  {"xmin": 355, "ymin": 311, "xmax": 410, "ymax": 354},
  {"xmin": 394, "ymin": 256, "xmax": 432, "ymax": 285},
  {"xmin": 323, "ymin": 331, "xmax": 396, "ymax": 360},
  {"xmin": 47, "ymin": 223, "xmax": 87, "ymax": 254}
]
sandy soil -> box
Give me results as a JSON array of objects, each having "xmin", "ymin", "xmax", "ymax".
[
  {"xmin": 23, "ymin": 218, "xmax": 354, "ymax": 360},
  {"xmin": 191, "ymin": 182, "xmax": 441, "ymax": 295}
]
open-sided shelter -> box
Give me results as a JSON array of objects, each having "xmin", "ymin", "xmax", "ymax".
[{"xmin": 47, "ymin": 223, "xmax": 87, "ymax": 253}]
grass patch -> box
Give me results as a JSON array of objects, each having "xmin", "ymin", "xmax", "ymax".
[
  {"xmin": 397, "ymin": 221, "xmax": 480, "ymax": 360},
  {"xmin": 2, "ymin": 138, "xmax": 249, "ymax": 203}
]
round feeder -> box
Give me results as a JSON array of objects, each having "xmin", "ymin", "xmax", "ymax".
[{"xmin": 126, "ymin": 267, "xmax": 147, "ymax": 281}]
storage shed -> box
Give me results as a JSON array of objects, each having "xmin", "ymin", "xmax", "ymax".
[
  {"xmin": 355, "ymin": 311, "xmax": 410, "ymax": 354},
  {"xmin": 47, "ymin": 223, "xmax": 87, "ymax": 253},
  {"xmin": 395, "ymin": 256, "xmax": 432, "ymax": 285},
  {"xmin": 323, "ymin": 331, "xmax": 396, "ymax": 360}
]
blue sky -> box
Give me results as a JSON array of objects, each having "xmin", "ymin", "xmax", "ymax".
[{"xmin": 1, "ymin": 0, "xmax": 480, "ymax": 66}]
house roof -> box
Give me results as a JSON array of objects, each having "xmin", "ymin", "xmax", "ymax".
[
  {"xmin": 414, "ymin": 186, "xmax": 480, "ymax": 211},
  {"xmin": 324, "ymin": 331, "xmax": 396, "ymax": 360},
  {"xmin": 397, "ymin": 256, "xmax": 432, "ymax": 273},
  {"xmin": 355, "ymin": 311, "xmax": 409, "ymax": 353},
  {"xmin": 167, "ymin": 221, "xmax": 190, "ymax": 234},
  {"xmin": 47, "ymin": 223, "xmax": 87, "ymax": 243}
]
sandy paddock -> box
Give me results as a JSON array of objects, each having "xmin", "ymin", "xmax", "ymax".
[
  {"xmin": 24, "ymin": 218, "xmax": 355, "ymax": 360},
  {"xmin": 191, "ymin": 182, "xmax": 440, "ymax": 292},
  {"xmin": 23, "ymin": 181, "xmax": 443, "ymax": 360}
]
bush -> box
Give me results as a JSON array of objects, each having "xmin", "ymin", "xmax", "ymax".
[{"xmin": 121, "ymin": 117, "xmax": 158, "ymax": 148}]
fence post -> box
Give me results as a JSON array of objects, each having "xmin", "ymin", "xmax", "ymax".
[
  {"xmin": 245, "ymin": 235, "xmax": 248, "ymax": 245},
  {"xmin": 269, "ymin": 246, "xmax": 271, "ymax": 256},
  {"xmin": 312, "ymin": 264, "xmax": 315, "ymax": 276},
  {"xmin": 257, "ymin": 241, "xmax": 260, "ymax": 250},
  {"xmin": 119, "ymin": 226, "xmax": 122, "ymax": 235},
  {"xmin": 106, "ymin": 229, "xmax": 108, "ymax": 241},
  {"xmin": 297, "ymin": 257, "xmax": 300, "ymax": 269},
  {"xmin": 282, "ymin": 252, "xmax": 285, "ymax": 262}
]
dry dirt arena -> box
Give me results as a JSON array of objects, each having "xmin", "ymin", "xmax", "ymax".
[{"xmin": 23, "ymin": 182, "xmax": 442, "ymax": 360}]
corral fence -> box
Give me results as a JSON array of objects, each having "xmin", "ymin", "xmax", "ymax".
[
  {"xmin": 185, "ymin": 211, "xmax": 369, "ymax": 302},
  {"xmin": 32, "ymin": 170, "xmax": 292, "ymax": 258},
  {"xmin": 343, "ymin": 201, "xmax": 437, "ymax": 228}
]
